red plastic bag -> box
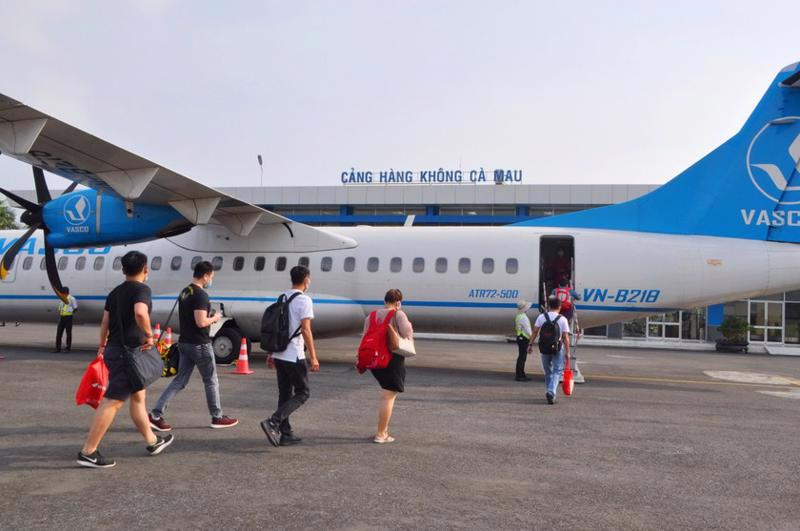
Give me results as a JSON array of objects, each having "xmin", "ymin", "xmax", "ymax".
[{"xmin": 76, "ymin": 351, "xmax": 109, "ymax": 409}]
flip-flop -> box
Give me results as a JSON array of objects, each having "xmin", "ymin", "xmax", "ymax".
[{"xmin": 373, "ymin": 435, "xmax": 395, "ymax": 444}]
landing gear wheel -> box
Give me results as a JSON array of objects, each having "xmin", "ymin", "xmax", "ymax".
[{"xmin": 212, "ymin": 328, "xmax": 242, "ymax": 365}]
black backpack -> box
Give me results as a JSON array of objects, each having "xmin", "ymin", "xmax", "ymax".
[
  {"xmin": 538, "ymin": 312, "xmax": 563, "ymax": 355},
  {"xmin": 260, "ymin": 292, "xmax": 302, "ymax": 353}
]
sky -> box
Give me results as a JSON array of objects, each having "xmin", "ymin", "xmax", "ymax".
[{"xmin": 1, "ymin": 0, "xmax": 799, "ymax": 193}]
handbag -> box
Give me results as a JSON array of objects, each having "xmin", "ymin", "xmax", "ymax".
[
  {"xmin": 115, "ymin": 289, "xmax": 163, "ymax": 391},
  {"xmin": 389, "ymin": 315, "xmax": 417, "ymax": 358}
]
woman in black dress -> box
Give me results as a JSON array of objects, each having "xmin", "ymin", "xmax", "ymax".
[{"xmin": 365, "ymin": 289, "xmax": 413, "ymax": 443}]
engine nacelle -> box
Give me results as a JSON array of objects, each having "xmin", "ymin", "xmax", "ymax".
[{"xmin": 42, "ymin": 190, "xmax": 191, "ymax": 248}]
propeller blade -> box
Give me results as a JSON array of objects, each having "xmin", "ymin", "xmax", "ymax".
[
  {"xmin": 62, "ymin": 182, "xmax": 79, "ymax": 195},
  {"xmin": 0, "ymin": 187, "xmax": 38, "ymax": 212},
  {"xmin": 0, "ymin": 223, "xmax": 39, "ymax": 280},
  {"xmin": 33, "ymin": 167, "xmax": 52, "ymax": 204},
  {"xmin": 44, "ymin": 244, "xmax": 69, "ymax": 304}
]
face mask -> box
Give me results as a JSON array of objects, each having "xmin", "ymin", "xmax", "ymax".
[
  {"xmin": 204, "ymin": 280, "xmax": 213, "ymax": 289},
  {"xmin": 396, "ymin": 302, "xmax": 402, "ymax": 310}
]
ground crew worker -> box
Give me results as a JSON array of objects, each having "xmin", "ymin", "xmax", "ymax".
[
  {"xmin": 54, "ymin": 287, "xmax": 78, "ymax": 353},
  {"xmin": 514, "ymin": 300, "xmax": 532, "ymax": 381}
]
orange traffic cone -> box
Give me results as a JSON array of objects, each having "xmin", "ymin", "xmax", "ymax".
[
  {"xmin": 232, "ymin": 338, "xmax": 254, "ymax": 375},
  {"xmin": 562, "ymin": 354, "xmax": 574, "ymax": 396},
  {"xmin": 153, "ymin": 323, "xmax": 161, "ymax": 341}
]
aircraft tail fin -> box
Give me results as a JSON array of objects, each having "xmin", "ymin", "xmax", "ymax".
[{"xmin": 517, "ymin": 61, "xmax": 800, "ymax": 243}]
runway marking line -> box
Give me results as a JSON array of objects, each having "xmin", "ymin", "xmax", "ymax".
[{"xmin": 574, "ymin": 373, "xmax": 800, "ymax": 389}]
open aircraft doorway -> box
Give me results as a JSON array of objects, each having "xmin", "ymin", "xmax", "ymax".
[{"xmin": 538, "ymin": 235, "xmax": 574, "ymax": 310}]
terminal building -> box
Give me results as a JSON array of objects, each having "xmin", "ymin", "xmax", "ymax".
[{"xmin": 13, "ymin": 182, "xmax": 797, "ymax": 353}]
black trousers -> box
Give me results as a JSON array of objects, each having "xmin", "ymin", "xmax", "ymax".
[
  {"xmin": 515, "ymin": 336, "xmax": 530, "ymax": 377},
  {"xmin": 270, "ymin": 358, "xmax": 310, "ymax": 435},
  {"xmin": 56, "ymin": 315, "xmax": 73, "ymax": 351}
]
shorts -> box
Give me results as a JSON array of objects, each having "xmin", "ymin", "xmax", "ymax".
[
  {"xmin": 371, "ymin": 354, "xmax": 406, "ymax": 393},
  {"xmin": 103, "ymin": 343, "xmax": 135, "ymax": 401}
]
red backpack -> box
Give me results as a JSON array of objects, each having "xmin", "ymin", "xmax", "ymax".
[{"xmin": 356, "ymin": 309, "xmax": 396, "ymax": 374}]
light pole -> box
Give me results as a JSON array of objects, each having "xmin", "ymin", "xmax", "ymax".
[{"xmin": 257, "ymin": 154, "xmax": 263, "ymax": 187}]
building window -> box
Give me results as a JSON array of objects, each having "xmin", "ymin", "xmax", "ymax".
[
  {"xmin": 458, "ymin": 258, "xmax": 470, "ymax": 274},
  {"xmin": 344, "ymin": 257, "xmax": 356, "ymax": 272},
  {"xmin": 482, "ymin": 258, "xmax": 494, "ymax": 274},
  {"xmin": 583, "ymin": 325, "xmax": 607, "ymax": 337},
  {"xmin": 113, "ymin": 257, "xmax": 122, "ymax": 271},
  {"xmin": 94, "ymin": 257, "xmax": 105, "ymax": 271},
  {"xmin": 75, "ymin": 256, "xmax": 87, "ymax": 271},
  {"xmin": 191, "ymin": 256, "xmax": 203, "ymax": 269},
  {"xmin": 170, "ymin": 256, "xmax": 182, "ymax": 271},
  {"xmin": 22, "ymin": 257, "xmax": 33, "ymax": 271},
  {"xmin": 413, "ymin": 257, "xmax": 425, "ymax": 273},
  {"xmin": 275, "ymin": 256, "xmax": 287, "ymax": 271},
  {"xmin": 58, "ymin": 257, "xmax": 68, "ymax": 271},
  {"xmin": 233, "ymin": 256, "xmax": 245, "ymax": 271},
  {"xmin": 435, "ymin": 257, "xmax": 447, "ymax": 273},
  {"xmin": 390, "ymin": 257, "xmax": 402, "ymax": 273},
  {"xmin": 151, "ymin": 256, "xmax": 162, "ymax": 271},
  {"xmin": 367, "ymin": 257, "xmax": 379, "ymax": 272},
  {"xmin": 623, "ymin": 318, "xmax": 646, "ymax": 338},
  {"xmin": 506, "ymin": 258, "xmax": 519, "ymax": 274},
  {"xmin": 212, "ymin": 256, "xmax": 223, "ymax": 271},
  {"xmin": 321, "ymin": 257, "xmax": 333, "ymax": 272},
  {"xmin": 254, "ymin": 256, "xmax": 266, "ymax": 271}
]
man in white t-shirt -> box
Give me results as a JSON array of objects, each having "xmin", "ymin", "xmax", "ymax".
[
  {"xmin": 260, "ymin": 265, "xmax": 320, "ymax": 447},
  {"xmin": 529, "ymin": 296, "xmax": 571, "ymax": 404}
]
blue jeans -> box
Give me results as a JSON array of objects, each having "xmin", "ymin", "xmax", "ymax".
[
  {"xmin": 152, "ymin": 342, "xmax": 223, "ymax": 419},
  {"xmin": 541, "ymin": 349, "xmax": 565, "ymax": 397}
]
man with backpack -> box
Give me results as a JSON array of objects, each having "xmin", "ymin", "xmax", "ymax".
[
  {"xmin": 529, "ymin": 296, "xmax": 571, "ymax": 405},
  {"xmin": 148, "ymin": 261, "xmax": 238, "ymax": 431},
  {"xmin": 260, "ymin": 265, "xmax": 319, "ymax": 447}
]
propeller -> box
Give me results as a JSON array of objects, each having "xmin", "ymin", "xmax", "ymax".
[{"xmin": 0, "ymin": 167, "xmax": 70, "ymax": 303}]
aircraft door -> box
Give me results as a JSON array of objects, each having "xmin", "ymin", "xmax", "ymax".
[{"xmin": 538, "ymin": 236, "xmax": 575, "ymax": 310}]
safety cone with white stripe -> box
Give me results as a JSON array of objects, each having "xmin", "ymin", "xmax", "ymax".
[
  {"xmin": 153, "ymin": 323, "xmax": 161, "ymax": 341},
  {"xmin": 232, "ymin": 338, "xmax": 254, "ymax": 375}
]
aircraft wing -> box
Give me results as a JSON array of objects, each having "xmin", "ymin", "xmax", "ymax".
[{"xmin": 0, "ymin": 93, "xmax": 340, "ymax": 242}]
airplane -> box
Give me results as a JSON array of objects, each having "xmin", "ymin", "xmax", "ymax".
[{"xmin": 1, "ymin": 61, "xmax": 800, "ymax": 366}]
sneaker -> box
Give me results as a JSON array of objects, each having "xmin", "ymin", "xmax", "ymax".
[
  {"xmin": 146, "ymin": 434, "xmax": 174, "ymax": 456},
  {"xmin": 210, "ymin": 416, "xmax": 239, "ymax": 429},
  {"xmin": 260, "ymin": 419, "xmax": 281, "ymax": 447},
  {"xmin": 515, "ymin": 375, "xmax": 532, "ymax": 382},
  {"xmin": 279, "ymin": 433, "xmax": 303, "ymax": 446},
  {"xmin": 77, "ymin": 450, "xmax": 116, "ymax": 469},
  {"xmin": 546, "ymin": 392, "xmax": 555, "ymax": 405},
  {"xmin": 148, "ymin": 413, "xmax": 172, "ymax": 432}
]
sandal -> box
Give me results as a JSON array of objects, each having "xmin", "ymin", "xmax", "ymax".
[{"xmin": 373, "ymin": 435, "xmax": 395, "ymax": 444}]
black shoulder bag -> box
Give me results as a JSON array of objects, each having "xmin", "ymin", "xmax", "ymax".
[{"xmin": 117, "ymin": 289, "xmax": 163, "ymax": 392}]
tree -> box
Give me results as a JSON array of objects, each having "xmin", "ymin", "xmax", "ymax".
[{"xmin": 0, "ymin": 200, "xmax": 19, "ymax": 230}]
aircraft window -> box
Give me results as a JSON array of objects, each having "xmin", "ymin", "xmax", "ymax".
[
  {"xmin": 321, "ymin": 257, "xmax": 333, "ymax": 272},
  {"xmin": 413, "ymin": 257, "xmax": 425, "ymax": 273},
  {"xmin": 40, "ymin": 257, "xmax": 47, "ymax": 270},
  {"xmin": 482, "ymin": 258, "xmax": 494, "ymax": 274},
  {"xmin": 233, "ymin": 256, "xmax": 245, "ymax": 271},
  {"xmin": 390, "ymin": 257, "xmax": 402, "ymax": 273},
  {"xmin": 254, "ymin": 256, "xmax": 266, "ymax": 272},
  {"xmin": 344, "ymin": 257, "xmax": 356, "ymax": 272},
  {"xmin": 22, "ymin": 257, "xmax": 33, "ymax": 271},
  {"xmin": 458, "ymin": 258, "xmax": 471, "ymax": 274},
  {"xmin": 435, "ymin": 257, "xmax": 447, "ymax": 273},
  {"xmin": 151, "ymin": 257, "xmax": 162, "ymax": 271},
  {"xmin": 191, "ymin": 256, "xmax": 203, "ymax": 269},
  {"xmin": 94, "ymin": 257, "xmax": 105, "ymax": 271},
  {"xmin": 275, "ymin": 256, "xmax": 287, "ymax": 271},
  {"xmin": 75, "ymin": 256, "xmax": 87, "ymax": 271},
  {"xmin": 212, "ymin": 256, "xmax": 223, "ymax": 271},
  {"xmin": 170, "ymin": 256, "xmax": 182, "ymax": 271},
  {"xmin": 113, "ymin": 257, "xmax": 122, "ymax": 271},
  {"xmin": 298, "ymin": 256, "xmax": 310, "ymax": 268},
  {"xmin": 506, "ymin": 258, "xmax": 519, "ymax": 274},
  {"xmin": 367, "ymin": 257, "xmax": 379, "ymax": 272},
  {"xmin": 58, "ymin": 257, "xmax": 68, "ymax": 271}
]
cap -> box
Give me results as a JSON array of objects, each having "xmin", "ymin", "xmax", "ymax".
[{"xmin": 516, "ymin": 300, "xmax": 531, "ymax": 311}]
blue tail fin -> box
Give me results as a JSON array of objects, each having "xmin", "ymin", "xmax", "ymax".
[{"xmin": 516, "ymin": 61, "xmax": 800, "ymax": 242}]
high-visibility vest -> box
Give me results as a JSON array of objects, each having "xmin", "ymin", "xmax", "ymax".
[
  {"xmin": 58, "ymin": 297, "xmax": 76, "ymax": 317},
  {"xmin": 515, "ymin": 313, "xmax": 531, "ymax": 339}
]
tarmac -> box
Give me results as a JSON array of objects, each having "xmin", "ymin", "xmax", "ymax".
[{"xmin": 1, "ymin": 324, "xmax": 799, "ymax": 530}]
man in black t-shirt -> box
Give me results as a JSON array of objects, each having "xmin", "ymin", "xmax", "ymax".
[
  {"xmin": 78, "ymin": 251, "xmax": 174, "ymax": 469},
  {"xmin": 149, "ymin": 261, "xmax": 238, "ymax": 431}
]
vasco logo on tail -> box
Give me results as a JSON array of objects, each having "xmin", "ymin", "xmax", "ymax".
[{"xmin": 746, "ymin": 118, "xmax": 800, "ymax": 205}]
